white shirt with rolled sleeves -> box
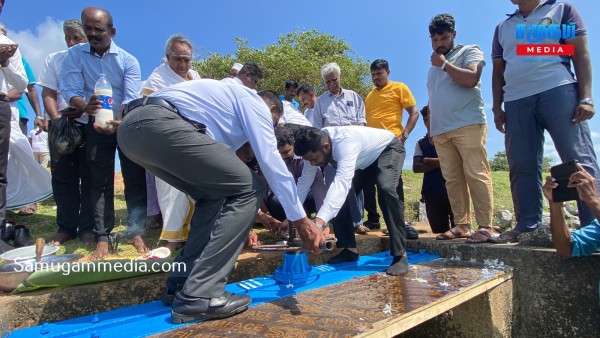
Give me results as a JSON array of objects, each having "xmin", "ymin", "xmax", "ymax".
[
  {"xmin": 38, "ymin": 50, "xmax": 89, "ymax": 124},
  {"xmin": 0, "ymin": 36, "xmax": 27, "ymax": 95},
  {"xmin": 150, "ymin": 79, "xmax": 307, "ymax": 221},
  {"xmin": 296, "ymin": 126, "xmax": 395, "ymax": 224}
]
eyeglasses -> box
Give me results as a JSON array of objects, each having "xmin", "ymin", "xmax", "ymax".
[
  {"xmin": 170, "ymin": 54, "xmax": 192, "ymax": 63},
  {"xmin": 251, "ymin": 76, "xmax": 260, "ymax": 86}
]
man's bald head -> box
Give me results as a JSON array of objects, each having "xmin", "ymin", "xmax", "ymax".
[{"xmin": 81, "ymin": 7, "xmax": 113, "ymax": 28}]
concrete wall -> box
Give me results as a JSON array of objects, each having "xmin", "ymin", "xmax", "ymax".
[
  {"xmin": 398, "ymin": 279, "xmax": 513, "ymax": 338},
  {"xmin": 405, "ymin": 239, "xmax": 600, "ymax": 338}
]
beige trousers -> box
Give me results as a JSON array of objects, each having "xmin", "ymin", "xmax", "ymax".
[
  {"xmin": 33, "ymin": 152, "xmax": 50, "ymax": 168},
  {"xmin": 432, "ymin": 124, "xmax": 493, "ymax": 227}
]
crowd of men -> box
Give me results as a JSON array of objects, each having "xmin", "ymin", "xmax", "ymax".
[{"xmin": 0, "ymin": 0, "xmax": 598, "ymax": 323}]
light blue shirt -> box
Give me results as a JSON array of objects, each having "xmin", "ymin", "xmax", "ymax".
[
  {"xmin": 571, "ymin": 219, "xmax": 600, "ymax": 257},
  {"xmin": 151, "ymin": 79, "xmax": 307, "ymax": 221},
  {"xmin": 61, "ymin": 41, "xmax": 141, "ymax": 119},
  {"xmin": 427, "ymin": 44, "xmax": 487, "ymax": 137},
  {"xmin": 311, "ymin": 88, "xmax": 366, "ymax": 129}
]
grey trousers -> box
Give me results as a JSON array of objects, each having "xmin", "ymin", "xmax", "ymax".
[{"xmin": 117, "ymin": 105, "xmax": 265, "ymax": 299}]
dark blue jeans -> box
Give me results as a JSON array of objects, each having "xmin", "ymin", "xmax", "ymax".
[{"xmin": 505, "ymin": 83, "xmax": 600, "ymax": 231}]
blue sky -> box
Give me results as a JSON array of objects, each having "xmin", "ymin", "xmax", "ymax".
[{"xmin": 2, "ymin": 0, "xmax": 599, "ymax": 169}]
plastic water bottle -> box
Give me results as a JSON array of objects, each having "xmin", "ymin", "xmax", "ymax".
[{"xmin": 94, "ymin": 74, "xmax": 114, "ymax": 128}]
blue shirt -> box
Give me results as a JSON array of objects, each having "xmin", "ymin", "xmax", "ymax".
[
  {"xmin": 61, "ymin": 41, "xmax": 141, "ymax": 119},
  {"xmin": 16, "ymin": 57, "xmax": 36, "ymax": 119},
  {"xmin": 279, "ymin": 94, "xmax": 300, "ymax": 109},
  {"xmin": 571, "ymin": 219, "xmax": 600, "ymax": 257}
]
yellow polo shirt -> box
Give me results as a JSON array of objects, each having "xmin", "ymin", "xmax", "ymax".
[{"xmin": 365, "ymin": 81, "xmax": 416, "ymax": 136}]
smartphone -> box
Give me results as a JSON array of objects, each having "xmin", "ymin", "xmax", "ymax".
[{"xmin": 550, "ymin": 160, "xmax": 579, "ymax": 202}]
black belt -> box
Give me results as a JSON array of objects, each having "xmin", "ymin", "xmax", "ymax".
[
  {"xmin": 124, "ymin": 97, "xmax": 178, "ymax": 115},
  {"xmin": 124, "ymin": 97, "xmax": 206, "ymax": 134}
]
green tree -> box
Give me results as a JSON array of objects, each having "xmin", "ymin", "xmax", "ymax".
[
  {"xmin": 490, "ymin": 151, "xmax": 510, "ymax": 171},
  {"xmin": 490, "ymin": 151, "xmax": 554, "ymax": 172},
  {"xmin": 193, "ymin": 30, "xmax": 371, "ymax": 99}
]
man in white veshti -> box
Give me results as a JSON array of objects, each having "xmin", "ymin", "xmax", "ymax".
[{"xmin": 141, "ymin": 34, "xmax": 200, "ymax": 250}]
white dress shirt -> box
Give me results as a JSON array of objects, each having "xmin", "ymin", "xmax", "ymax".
[
  {"xmin": 38, "ymin": 50, "xmax": 89, "ymax": 124},
  {"xmin": 279, "ymin": 101, "xmax": 312, "ymax": 126},
  {"xmin": 151, "ymin": 79, "xmax": 307, "ymax": 221},
  {"xmin": 142, "ymin": 63, "xmax": 200, "ymax": 95},
  {"xmin": 0, "ymin": 36, "xmax": 27, "ymax": 95},
  {"xmin": 297, "ymin": 126, "xmax": 394, "ymax": 224}
]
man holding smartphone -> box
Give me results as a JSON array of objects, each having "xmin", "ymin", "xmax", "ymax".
[{"xmin": 543, "ymin": 163, "xmax": 600, "ymax": 258}]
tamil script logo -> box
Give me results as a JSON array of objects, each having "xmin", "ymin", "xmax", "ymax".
[{"xmin": 515, "ymin": 18, "xmax": 575, "ymax": 56}]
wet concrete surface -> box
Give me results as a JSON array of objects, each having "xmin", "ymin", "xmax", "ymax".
[{"xmin": 155, "ymin": 259, "xmax": 510, "ymax": 338}]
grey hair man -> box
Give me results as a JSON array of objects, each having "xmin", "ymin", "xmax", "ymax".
[
  {"xmin": 39, "ymin": 19, "xmax": 92, "ymax": 246},
  {"xmin": 312, "ymin": 62, "xmax": 369, "ymax": 240}
]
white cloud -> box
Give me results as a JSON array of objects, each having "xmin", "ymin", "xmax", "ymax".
[{"xmin": 7, "ymin": 17, "xmax": 65, "ymax": 80}]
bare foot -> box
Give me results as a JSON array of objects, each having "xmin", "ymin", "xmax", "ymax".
[
  {"xmin": 46, "ymin": 233, "xmax": 73, "ymax": 246},
  {"xmin": 80, "ymin": 233, "xmax": 94, "ymax": 246},
  {"xmin": 128, "ymin": 235, "xmax": 149, "ymax": 253},
  {"xmin": 89, "ymin": 242, "xmax": 110, "ymax": 261},
  {"xmin": 166, "ymin": 241, "xmax": 184, "ymax": 251}
]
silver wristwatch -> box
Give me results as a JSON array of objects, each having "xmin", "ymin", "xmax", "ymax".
[{"xmin": 579, "ymin": 98, "xmax": 594, "ymax": 107}]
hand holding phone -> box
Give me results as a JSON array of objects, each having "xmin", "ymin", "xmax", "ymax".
[{"xmin": 550, "ymin": 160, "xmax": 579, "ymax": 202}]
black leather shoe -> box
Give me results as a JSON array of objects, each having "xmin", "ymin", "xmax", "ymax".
[
  {"xmin": 327, "ymin": 248, "xmax": 359, "ymax": 264},
  {"xmin": 13, "ymin": 225, "xmax": 33, "ymax": 248},
  {"xmin": 171, "ymin": 291, "xmax": 251, "ymax": 323},
  {"xmin": 1, "ymin": 221, "xmax": 15, "ymax": 242},
  {"xmin": 161, "ymin": 277, "xmax": 187, "ymax": 306}
]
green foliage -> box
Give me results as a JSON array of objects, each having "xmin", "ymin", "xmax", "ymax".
[
  {"xmin": 193, "ymin": 30, "xmax": 371, "ymax": 98},
  {"xmin": 490, "ymin": 151, "xmax": 554, "ymax": 172},
  {"xmin": 490, "ymin": 151, "xmax": 510, "ymax": 171}
]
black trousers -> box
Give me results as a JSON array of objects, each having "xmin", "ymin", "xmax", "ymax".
[
  {"xmin": 0, "ymin": 102, "xmax": 11, "ymax": 225},
  {"xmin": 85, "ymin": 120, "xmax": 146, "ymax": 241},
  {"xmin": 48, "ymin": 120, "xmax": 94, "ymax": 239},
  {"xmin": 332, "ymin": 139, "xmax": 407, "ymax": 257},
  {"xmin": 424, "ymin": 194, "xmax": 454, "ymax": 234},
  {"xmin": 266, "ymin": 191, "xmax": 317, "ymax": 221}
]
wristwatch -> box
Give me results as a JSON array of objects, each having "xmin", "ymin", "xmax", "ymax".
[
  {"xmin": 441, "ymin": 60, "xmax": 449, "ymax": 72},
  {"xmin": 402, "ymin": 130, "xmax": 410, "ymax": 139},
  {"xmin": 579, "ymin": 98, "xmax": 594, "ymax": 107}
]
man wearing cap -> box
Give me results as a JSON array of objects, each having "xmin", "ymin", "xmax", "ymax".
[{"xmin": 230, "ymin": 62, "xmax": 243, "ymax": 78}]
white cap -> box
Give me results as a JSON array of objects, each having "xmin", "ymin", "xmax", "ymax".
[{"xmin": 231, "ymin": 63, "xmax": 244, "ymax": 71}]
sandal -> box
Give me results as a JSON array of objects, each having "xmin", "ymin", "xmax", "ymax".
[
  {"xmin": 435, "ymin": 226, "xmax": 473, "ymax": 240},
  {"xmin": 488, "ymin": 229, "xmax": 521, "ymax": 244},
  {"xmin": 466, "ymin": 228, "xmax": 498, "ymax": 244},
  {"xmin": 18, "ymin": 204, "xmax": 37, "ymax": 216}
]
